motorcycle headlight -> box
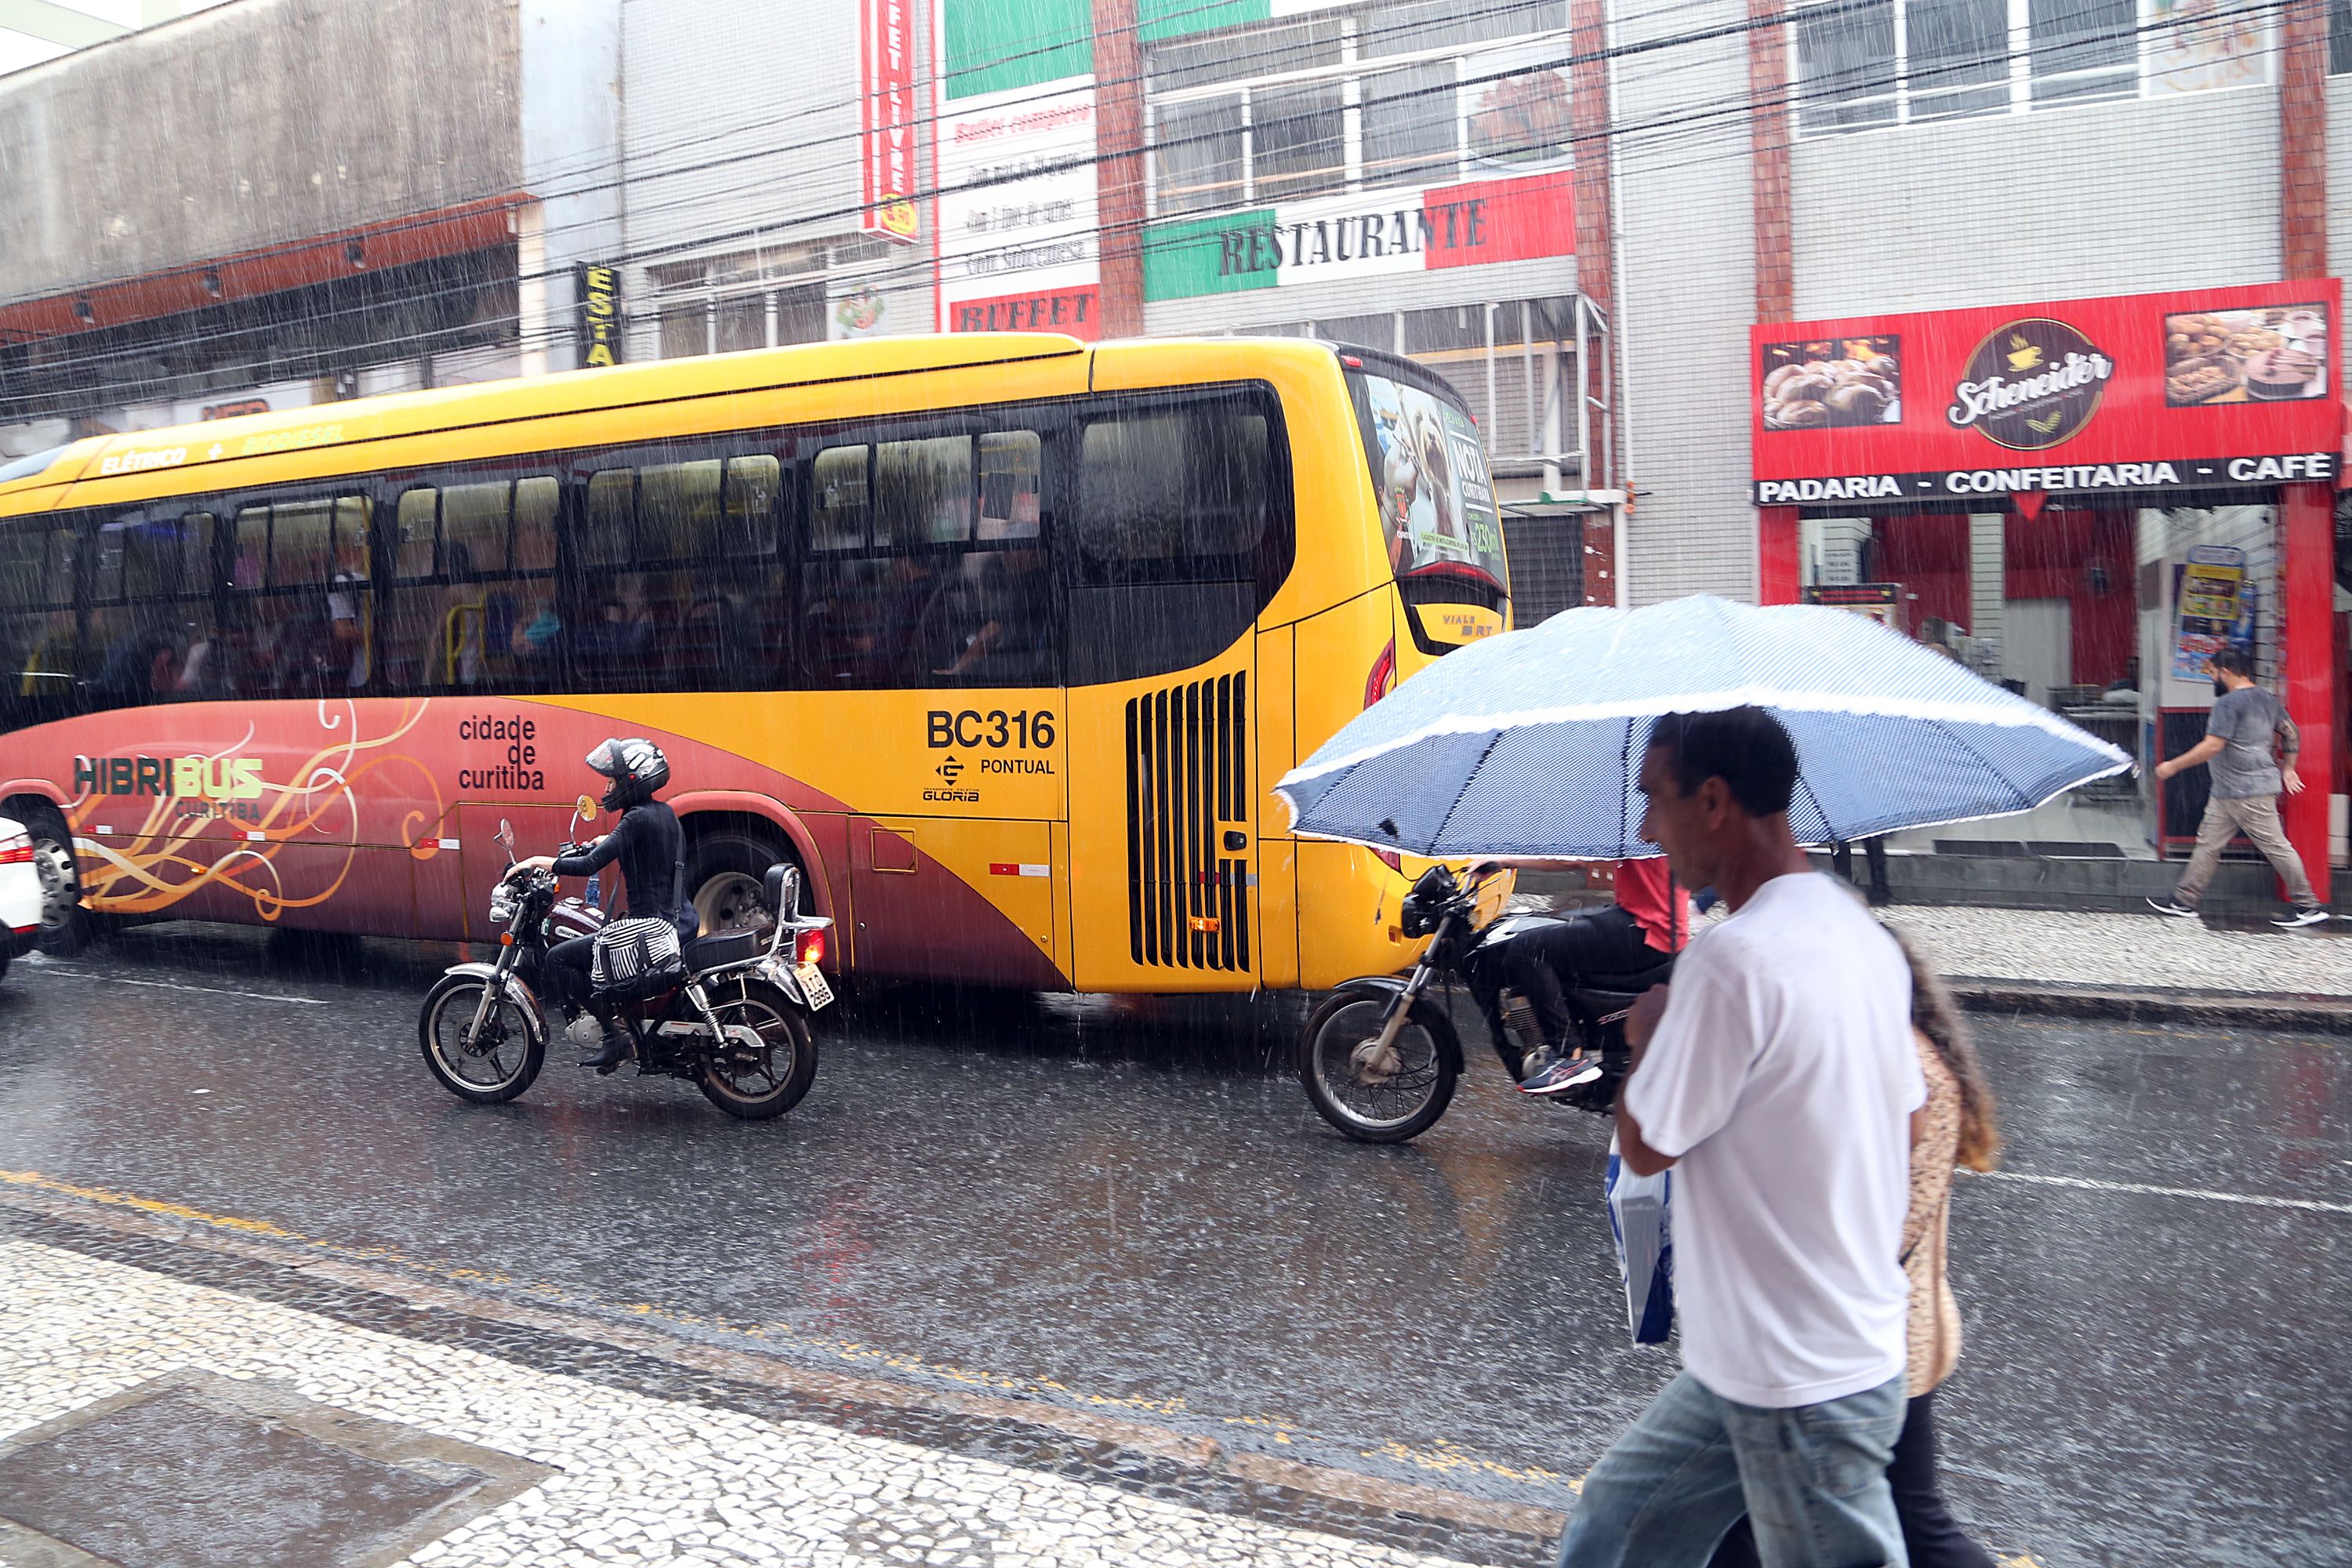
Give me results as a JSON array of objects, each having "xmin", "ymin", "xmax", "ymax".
[{"xmin": 488, "ymin": 891, "xmax": 516, "ymax": 924}]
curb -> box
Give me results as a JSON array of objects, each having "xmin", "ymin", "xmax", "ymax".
[{"xmin": 1949, "ymin": 978, "xmax": 2352, "ymax": 1033}]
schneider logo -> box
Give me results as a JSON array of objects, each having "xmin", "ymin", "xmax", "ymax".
[{"xmin": 1947, "ymin": 319, "xmax": 2114, "ymax": 451}]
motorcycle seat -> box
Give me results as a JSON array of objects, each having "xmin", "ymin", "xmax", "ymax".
[{"xmin": 684, "ymin": 930, "xmax": 760, "ymax": 972}]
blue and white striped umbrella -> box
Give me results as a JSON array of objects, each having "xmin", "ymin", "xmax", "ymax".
[{"xmin": 1275, "ymin": 594, "xmax": 2133, "ymax": 859}]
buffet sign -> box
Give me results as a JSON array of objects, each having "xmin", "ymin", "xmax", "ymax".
[{"xmin": 1751, "ymin": 280, "xmax": 2343, "ymax": 505}]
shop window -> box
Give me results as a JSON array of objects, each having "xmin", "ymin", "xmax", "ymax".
[
  {"xmin": 1793, "ymin": 0, "xmax": 2259, "ymax": 132},
  {"xmin": 1253, "ymin": 78, "xmax": 1350, "ymax": 201},
  {"xmin": 2029, "ymin": 0, "xmax": 2136, "ymax": 102},
  {"xmin": 1906, "ymin": 0, "xmax": 2011, "ymax": 119},
  {"xmin": 1147, "ymin": 6, "xmax": 1566, "ymax": 212},
  {"xmin": 777, "ymin": 284, "xmax": 828, "ymax": 347},
  {"xmin": 715, "ymin": 295, "xmax": 767, "ymax": 354},
  {"xmin": 1152, "ymin": 96, "xmax": 1247, "ymax": 214},
  {"xmin": 1361, "ymin": 60, "xmax": 1461, "ymax": 186},
  {"xmin": 1794, "ymin": 0, "xmax": 1900, "ymax": 132},
  {"xmin": 1144, "ymin": 18, "xmax": 1340, "ymax": 210},
  {"xmin": 660, "ymin": 300, "xmax": 708, "ymax": 359},
  {"xmin": 1404, "ymin": 305, "xmax": 1486, "ymax": 354},
  {"xmin": 2333, "ymin": 0, "xmax": 2351, "ymax": 73},
  {"xmin": 1319, "ymin": 314, "xmax": 1399, "ymax": 351}
]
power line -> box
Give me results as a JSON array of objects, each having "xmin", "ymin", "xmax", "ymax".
[{"xmin": 0, "ymin": 0, "xmax": 2312, "ymax": 419}]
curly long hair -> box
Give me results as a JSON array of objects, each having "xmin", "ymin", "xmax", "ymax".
[{"xmin": 1889, "ymin": 928, "xmax": 2002, "ymax": 1171}]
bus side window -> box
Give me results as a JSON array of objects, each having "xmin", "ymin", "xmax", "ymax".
[
  {"xmin": 1067, "ymin": 397, "xmax": 1287, "ymax": 686},
  {"xmin": 220, "ymin": 495, "xmax": 372, "ymax": 697},
  {"xmin": 902, "ymin": 431, "xmax": 1057, "ymax": 688},
  {"xmin": 385, "ymin": 477, "xmax": 554, "ymax": 694},
  {"xmin": 383, "ymin": 488, "xmax": 449, "ymax": 691},
  {"xmin": 86, "ymin": 510, "xmax": 218, "ymax": 707},
  {"xmin": 506, "ymin": 477, "xmax": 560, "ymax": 691},
  {"xmin": 1, "ymin": 523, "xmax": 79, "ymax": 705}
]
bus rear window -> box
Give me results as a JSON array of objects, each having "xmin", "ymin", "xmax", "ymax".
[{"xmin": 1348, "ymin": 367, "xmax": 1507, "ymax": 588}]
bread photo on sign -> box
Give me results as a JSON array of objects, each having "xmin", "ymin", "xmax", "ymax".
[{"xmin": 1761, "ymin": 336, "xmax": 1901, "ymax": 431}]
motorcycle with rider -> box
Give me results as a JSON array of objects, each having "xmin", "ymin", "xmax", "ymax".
[
  {"xmin": 418, "ymin": 737, "xmax": 829, "ymax": 1120},
  {"xmin": 1298, "ymin": 858, "xmax": 1688, "ymax": 1143}
]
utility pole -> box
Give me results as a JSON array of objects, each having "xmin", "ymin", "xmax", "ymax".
[{"xmin": 1093, "ymin": 0, "xmax": 1145, "ymax": 337}]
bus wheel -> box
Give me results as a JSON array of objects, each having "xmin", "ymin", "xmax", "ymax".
[
  {"xmin": 686, "ymin": 828, "xmax": 792, "ymax": 939},
  {"xmin": 16, "ymin": 803, "xmax": 99, "ymax": 956}
]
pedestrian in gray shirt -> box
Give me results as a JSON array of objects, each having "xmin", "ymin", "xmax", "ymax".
[{"xmin": 2149, "ymin": 646, "xmax": 2327, "ymax": 927}]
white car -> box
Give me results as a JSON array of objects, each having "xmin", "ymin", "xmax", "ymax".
[{"xmin": 0, "ymin": 815, "xmax": 42, "ymax": 982}]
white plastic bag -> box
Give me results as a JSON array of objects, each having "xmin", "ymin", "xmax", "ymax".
[{"xmin": 1605, "ymin": 1134, "xmax": 1675, "ymax": 1345}]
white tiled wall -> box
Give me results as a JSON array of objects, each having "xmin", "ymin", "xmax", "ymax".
[
  {"xmin": 1791, "ymin": 89, "xmax": 2284, "ymax": 318},
  {"xmin": 1610, "ymin": 0, "xmax": 1761, "ymax": 604}
]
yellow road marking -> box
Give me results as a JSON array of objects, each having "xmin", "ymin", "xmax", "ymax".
[{"xmin": 0, "ymin": 1167, "xmax": 1541, "ymax": 1487}]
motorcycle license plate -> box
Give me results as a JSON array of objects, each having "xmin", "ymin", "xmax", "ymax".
[{"xmin": 794, "ymin": 961, "xmax": 834, "ymax": 1011}]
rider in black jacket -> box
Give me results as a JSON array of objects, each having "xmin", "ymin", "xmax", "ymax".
[{"xmin": 520, "ymin": 737, "xmax": 689, "ymax": 1072}]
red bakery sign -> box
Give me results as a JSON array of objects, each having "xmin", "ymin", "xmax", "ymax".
[{"xmin": 1751, "ymin": 280, "xmax": 2343, "ymax": 504}]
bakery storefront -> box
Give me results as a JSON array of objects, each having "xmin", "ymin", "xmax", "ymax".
[{"xmin": 1751, "ymin": 281, "xmax": 2345, "ymax": 884}]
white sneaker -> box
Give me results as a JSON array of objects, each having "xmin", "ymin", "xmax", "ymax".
[
  {"xmin": 2147, "ymin": 897, "xmax": 2199, "ymax": 919},
  {"xmin": 2272, "ymin": 907, "xmax": 2330, "ymax": 928}
]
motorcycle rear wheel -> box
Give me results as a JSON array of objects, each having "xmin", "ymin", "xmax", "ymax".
[
  {"xmin": 695, "ymin": 977, "xmax": 817, "ymax": 1120},
  {"xmin": 419, "ymin": 974, "xmax": 546, "ymax": 1104},
  {"xmin": 1298, "ymin": 985, "xmax": 1460, "ymax": 1144}
]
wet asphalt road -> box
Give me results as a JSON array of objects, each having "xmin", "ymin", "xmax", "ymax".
[{"xmin": 0, "ymin": 923, "xmax": 2345, "ymax": 1568}]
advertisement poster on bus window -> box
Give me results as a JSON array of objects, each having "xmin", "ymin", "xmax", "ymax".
[
  {"xmin": 2172, "ymin": 545, "xmax": 2249, "ymax": 680},
  {"xmin": 1361, "ymin": 375, "xmax": 1507, "ymax": 583}
]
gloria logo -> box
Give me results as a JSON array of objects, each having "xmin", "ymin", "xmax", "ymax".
[{"xmin": 1947, "ymin": 318, "xmax": 2115, "ymax": 451}]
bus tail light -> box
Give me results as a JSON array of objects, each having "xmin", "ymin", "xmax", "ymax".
[
  {"xmin": 797, "ymin": 927, "xmax": 827, "ymax": 969},
  {"xmin": 1364, "ymin": 639, "xmax": 1396, "ymax": 709}
]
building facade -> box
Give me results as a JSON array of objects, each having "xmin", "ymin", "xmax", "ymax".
[
  {"xmin": 0, "ymin": 0, "xmax": 557, "ymax": 460},
  {"xmin": 1606, "ymin": 0, "xmax": 2352, "ymax": 887}
]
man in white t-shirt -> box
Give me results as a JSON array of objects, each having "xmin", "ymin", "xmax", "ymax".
[{"xmin": 1559, "ymin": 706, "xmax": 1924, "ymax": 1568}]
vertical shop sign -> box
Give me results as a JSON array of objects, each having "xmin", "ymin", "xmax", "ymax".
[
  {"xmin": 2171, "ymin": 545, "xmax": 2249, "ymax": 678},
  {"xmin": 862, "ymin": 0, "xmax": 921, "ymax": 245},
  {"xmin": 575, "ymin": 263, "xmax": 622, "ymax": 368}
]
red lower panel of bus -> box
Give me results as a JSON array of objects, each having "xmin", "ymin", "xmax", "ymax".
[{"xmin": 0, "ymin": 696, "xmax": 1067, "ymax": 985}]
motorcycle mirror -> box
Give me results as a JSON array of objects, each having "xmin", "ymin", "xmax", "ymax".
[
  {"xmin": 575, "ymin": 794, "xmax": 597, "ymax": 820},
  {"xmin": 496, "ymin": 819, "xmax": 514, "ymax": 848}
]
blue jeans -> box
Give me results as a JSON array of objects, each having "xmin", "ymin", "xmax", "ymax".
[{"xmin": 1559, "ymin": 1371, "xmax": 1909, "ymax": 1568}]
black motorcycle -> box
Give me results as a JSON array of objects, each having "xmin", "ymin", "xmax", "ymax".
[
  {"xmin": 418, "ymin": 816, "xmax": 830, "ymax": 1120},
  {"xmin": 1298, "ymin": 864, "xmax": 1672, "ymax": 1143}
]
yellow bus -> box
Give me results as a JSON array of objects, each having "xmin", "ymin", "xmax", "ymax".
[{"xmin": 0, "ymin": 333, "xmax": 1510, "ymax": 991}]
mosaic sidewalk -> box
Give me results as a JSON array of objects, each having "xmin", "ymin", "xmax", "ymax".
[{"xmin": 0, "ymin": 1232, "xmax": 1506, "ymax": 1568}]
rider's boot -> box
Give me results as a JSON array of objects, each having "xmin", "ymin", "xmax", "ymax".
[{"xmin": 578, "ymin": 1008, "xmax": 633, "ymax": 1073}]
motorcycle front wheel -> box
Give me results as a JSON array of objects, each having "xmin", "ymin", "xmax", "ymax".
[
  {"xmin": 1298, "ymin": 984, "xmax": 1461, "ymax": 1144},
  {"xmin": 695, "ymin": 977, "xmax": 818, "ymax": 1120},
  {"xmin": 419, "ymin": 974, "xmax": 546, "ymax": 1104}
]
